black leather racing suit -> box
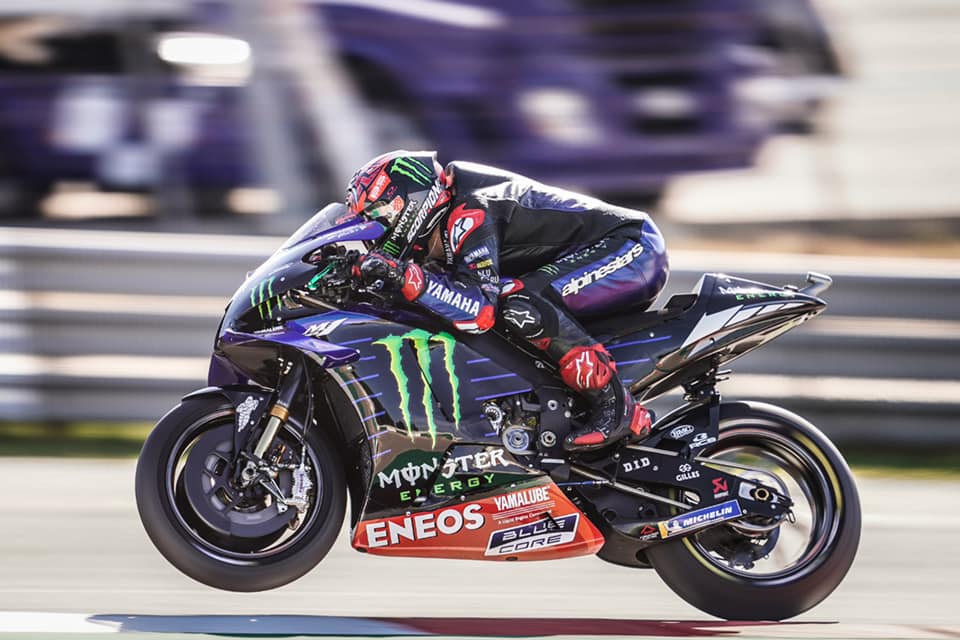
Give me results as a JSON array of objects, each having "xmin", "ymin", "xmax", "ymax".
[{"xmin": 404, "ymin": 161, "xmax": 669, "ymax": 361}]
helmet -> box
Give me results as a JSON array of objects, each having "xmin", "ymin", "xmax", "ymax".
[{"xmin": 346, "ymin": 150, "xmax": 451, "ymax": 257}]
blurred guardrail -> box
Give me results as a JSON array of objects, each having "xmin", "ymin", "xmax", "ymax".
[{"xmin": 2, "ymin": 228, "xmax": 959, "ymax": 449}]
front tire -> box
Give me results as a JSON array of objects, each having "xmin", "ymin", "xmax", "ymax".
[
  {"xmin": 646, "ymin": 401, "xmax": 861, "ymax": 620},
  {"xmin": 135, "ymin": 397, "xmax": 346, "ymax": 591}
]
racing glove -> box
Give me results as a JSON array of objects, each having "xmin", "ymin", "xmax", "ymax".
[
  {"xmin": 355, "ymin": 252, "xmax": 405, "ymax": 289},
  {"xmin": 354, "ymin": 252, "xmax": 427, "ymax": 303}
]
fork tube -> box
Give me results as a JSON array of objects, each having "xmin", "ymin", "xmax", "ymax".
[{"xmin": 253, "ymin": 359, "xmax": 303, "ymax": 458}]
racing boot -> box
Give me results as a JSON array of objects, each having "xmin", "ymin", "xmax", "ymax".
[{"xmin": 558, "ymin": 345, "xmax": 653, "ymax": 451}]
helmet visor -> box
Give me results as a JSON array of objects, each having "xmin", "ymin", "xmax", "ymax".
[{"xmin": 366, "ymin": 196, "xmax": 403, "ymax": 226}]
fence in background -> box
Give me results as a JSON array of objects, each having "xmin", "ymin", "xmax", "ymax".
[{"xmin": 2, "ymin": 228, "xmax": 958, "ymax": 448}]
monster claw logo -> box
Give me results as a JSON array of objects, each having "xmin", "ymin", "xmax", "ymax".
[
  {"xmin": 381, "ymin": 240, "xmax": 402, "ymax": 257},
  {"xmin": 250, "ymin": 276, "xmax": 278, "ymax": 319},
  {"xmin": 389, "ymin": 157, "xmax": 433, "ymax": 186},
  {"xmin": 373, "ymin": 329, "xmax": 460, "ymax": 446}
]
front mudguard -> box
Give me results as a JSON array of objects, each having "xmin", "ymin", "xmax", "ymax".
[
  {"xmin": 182, "ymin": 385, "xmax": 275, "ymax": 455},
  {"xmin": 182, "ymin": 381, "xmax": 370, "ymax": 532}
]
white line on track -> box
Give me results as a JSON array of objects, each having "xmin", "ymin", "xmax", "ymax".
[
  {"xmin": 0, "ymin": 612, "xmax": 416, "ymax": 635},
  {"xmin": 0, "ymin": 612, "xmax": 115, "ymax": 634},
  {"xmin": 1, "ymin": 612, "xmax": 958, "ymax": 637}
]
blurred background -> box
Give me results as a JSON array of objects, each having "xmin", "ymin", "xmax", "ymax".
[
  {"xmin": 1, "ymin": 1, "xmax": 958, "ymax": 631},
  {"xmin": 0, "ymin": 0, "xmax": 957, "ymax": 470}
]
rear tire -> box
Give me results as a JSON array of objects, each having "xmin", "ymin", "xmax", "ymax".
[
  {"xmin": 646, "ymin": 401, "xmax": 860, "ymax": 620},
  {"xmin": 135, "ymin": 397, "xmax": 346, "ymax": 591}
]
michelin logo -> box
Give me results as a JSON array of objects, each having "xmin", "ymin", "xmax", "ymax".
[
  {"xmin": 560, "ymin": 243, "xmax": 644, "ymax": 297},
  {"xmin": 236, "ymin": 396, "xmax": 259, "ymax": 431},
  {"xmin": 658, "ymin": 500, "xmax": 742, "ymax": 538}
]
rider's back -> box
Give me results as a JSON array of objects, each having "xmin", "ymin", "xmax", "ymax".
[{"xmin": 448, "ymin": 161, "xmax": 650, "ymax": 276}]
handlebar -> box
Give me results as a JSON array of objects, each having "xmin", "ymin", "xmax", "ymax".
[{"xmin": 297, "ymin": 246, "xmax": 395, "ymax": 308}]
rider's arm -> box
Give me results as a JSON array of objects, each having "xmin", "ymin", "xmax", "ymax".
[{"xmin": 400, "ymin": 204, "xmax": 501, "ymax": 334}]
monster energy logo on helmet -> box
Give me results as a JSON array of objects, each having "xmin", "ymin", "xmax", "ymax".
[
  {"xmin": 380, "ymin": 156, "xmax": 437, "ymax": 257},
  {"xmin": 380, "ymin": 240, "xmax": 402, "ymax": 256},
  {"xmin": 373, "ymin": 329, "xmax": 460, "ymax": 446},
  {"xmin": 389, "ymin": 156, "xmax": 433, "ymax": 186}
]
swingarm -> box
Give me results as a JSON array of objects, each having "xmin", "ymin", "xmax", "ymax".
[{"xmin": 565, "ymin": 397, "xmax": 793, "ymax": 544}]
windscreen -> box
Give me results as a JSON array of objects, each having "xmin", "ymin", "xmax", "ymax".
[{"xmin": 281, "ymin": 203, "xmax": 355, "ymax": 250}]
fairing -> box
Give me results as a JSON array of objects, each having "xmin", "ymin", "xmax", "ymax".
[
  {"xmin": 243, "ymin": 309, "xmax": 602, "ymax": 560},
  {"xmin": 210, "ymin": 206, "xmax": 385, "ymax": 386},
  {"xmin": 218, "ymin": 204, "xmax": 385, "ymax": 342},
  {"xmin": 353, "ymin": 474, "xmax": 604, "ymax": 561},
  {"xmin": 203, "ymin": 209, "xmax": 828, "ymax": 562},
  {"xmin": 589, "ymin": 274, "xmax": 826, "ymax": 401}
]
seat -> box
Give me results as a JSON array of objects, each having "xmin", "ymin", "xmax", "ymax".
[{"xmin": 582, "ymin": 293, "xmax": 698, "ymax": 340}]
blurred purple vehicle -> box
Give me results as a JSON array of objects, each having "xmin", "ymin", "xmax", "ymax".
[{"xmin": 0, "ymin": 0, "xmax": 838, "ymax": 221}]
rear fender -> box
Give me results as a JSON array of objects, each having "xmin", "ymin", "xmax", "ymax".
[{"xmin": 645, "ymin": 398, "xmax": 718, "ymax": 449}]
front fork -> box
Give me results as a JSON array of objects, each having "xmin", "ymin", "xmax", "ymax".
[
  {"xmin": 252, "ymin": 358, "xmax": 304, "ymax": 457},
  {"xmin": 236, "ymin": 359, "xmax": 310, "ymax": 511}
]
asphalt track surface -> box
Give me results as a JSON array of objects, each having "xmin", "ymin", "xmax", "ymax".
[{"xmin": 1, "ymin": 459, "xmax": 958, "ymax": 639}]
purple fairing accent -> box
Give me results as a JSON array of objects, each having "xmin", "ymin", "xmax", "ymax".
[
  {"xmin": 550, "ymin": 221, "xmax": 669, "ymax": 315},
  {"xmin": 282, "ymin": 217, "xmax": 385, "ymax": 251},
  {"xmin": 312, "ymin": 219, "xmax": 386, "ymax": 244},
  {"xmin": 219, "ymin": 328, "xmax": 360, "ymax": 367},
  {"xmin": 207, "ymin": 353, "xmax": 248, "ymax": 386},
  {"xmin": 606, "ymin": 335, "xmax": 672, "ymax": 350},
  {"xmin": 416, "ymin": 270, "xmax": 491, "ymax": 322}
]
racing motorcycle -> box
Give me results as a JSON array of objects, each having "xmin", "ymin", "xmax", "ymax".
[{"xmin": 136, "ymin": 203, "xmax": 861, "ymax": 621}]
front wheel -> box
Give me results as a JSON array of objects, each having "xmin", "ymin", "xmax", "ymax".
[
  {"xmin": 135, "ymin": 396, "xmax": 346, "ymax": 591},
  {"xmin": 646, "ymin": 401, "xmax": 861, "ymax": 620}
]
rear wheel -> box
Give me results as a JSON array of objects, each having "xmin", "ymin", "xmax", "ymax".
[
  {"xmin": 135, "ymin": 397, "xmax": 346, "ymax": 591},
  {"xmin": 646, "ymin": 401, "xmax": 860, "ymax": 620}
]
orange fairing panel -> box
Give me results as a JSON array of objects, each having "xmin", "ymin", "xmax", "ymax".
[{"xmin": 352, "ymin": 480, "xmax": 604, "ymax": 560}]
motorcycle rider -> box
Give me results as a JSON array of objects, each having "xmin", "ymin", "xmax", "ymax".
[{"xmin": 346, "ymin": 150, "xmax": 669, "ymax": 451}]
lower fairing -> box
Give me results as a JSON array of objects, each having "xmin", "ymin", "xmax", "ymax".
[{"xmin": 352, "ymin": 476, "xmax": 604, "ymax": 561}]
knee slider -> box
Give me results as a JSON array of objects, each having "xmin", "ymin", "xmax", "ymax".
[{"xmin": 500, "ymin": 295, "xmax": 545, "ymax": 340}]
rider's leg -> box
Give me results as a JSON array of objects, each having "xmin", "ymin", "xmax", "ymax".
[
  {"xmin": 500, "ymin": 288, "xmax": 650, "ymax": 450},
  {"xmin": 499, "ymin": 224, "xmax": 667, "ymax": 450}
]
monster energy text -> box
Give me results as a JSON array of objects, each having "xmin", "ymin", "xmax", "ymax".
[
  {"xmin": 400, "ymin": 474, "xmax": 496, "ymax": 503},
  {"xmin": 377, "ymin": 450, "xmax": 506, "ymax": 489},
  {"xmin": 372, "ymin": 330, "xmax": 461, "ymax": 445},
  {"xmin": 376, "ymin": 450, "xmax": 507, "ymax": 503}
]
